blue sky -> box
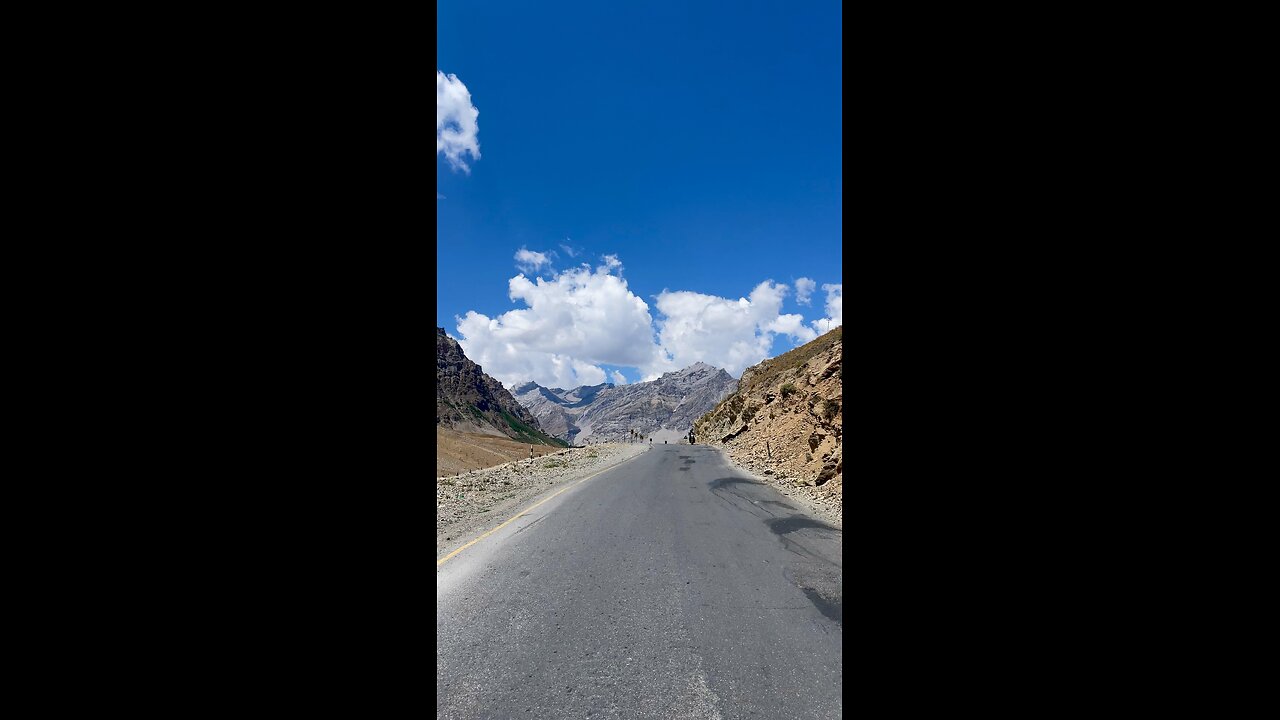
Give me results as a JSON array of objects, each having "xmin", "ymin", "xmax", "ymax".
[{"xmin": 438, "ymin": 0, "xmax": 842, "ymax": 390}]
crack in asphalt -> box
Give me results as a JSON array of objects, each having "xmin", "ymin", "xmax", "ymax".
[{"xmin": 512, "ymin": 515, "xmax": 546, "ymax": 536}]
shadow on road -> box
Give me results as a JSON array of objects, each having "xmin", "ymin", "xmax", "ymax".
[
  {"xmin": 708, "ymin": 476, "xmax": 758, "ymax": 491},
  {"xmin": 765, "ymin": 515, "xmax": 838, "ymax": 536}
]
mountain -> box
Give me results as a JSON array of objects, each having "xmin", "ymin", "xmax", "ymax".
[
  {"xmin": 692, "ymin": 328, "xmax": 842, "ymax": 503},
  {"xmin": 436, "ymin": 328, "xmax": 565, "ymax": 446},
  {"xmin": 513, "ymin": 362, "xmax": 738, "ymax": 445}
]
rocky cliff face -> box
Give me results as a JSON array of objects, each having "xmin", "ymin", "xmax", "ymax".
[
  {"xmin": 514, "ymin": 362, "xmax": 738, "ymax": 445},
  {"xmin": 436, "ymin": 328, "xmax": 564, "ymax": 446},
  {"xmin": 692, "ymin": 328, "xmax": 842, "ymax": 517}
]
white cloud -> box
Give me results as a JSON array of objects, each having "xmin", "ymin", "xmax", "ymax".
[
  {"xmin": 437, "ymin": 70, "xmax": 480, "ymax": 173},
  {"xmin": 560, "ymin": 242, "xmax": 578, "ymax": 258},
  {"xmin": 810, "ymin": 283, "xmax": 843, "ymax": 334},
  {"xmin": 824, "ymin": 284, "xmax": 842, "ymax": 322},
  {"xmin": 768, "ymin": 313, "xmax": 818, "ymax": 344},
  {"xmin": 648, "ymin": 280, "xmax": 801, "ymax": 379},
  {"xmin": 457, "ymin": 255, "xmax": 840, "ymax": 388},
  {"xmin": 794, "ymin": 277, "xmax": 816, "ymax": 305},
  {"xmin": 514, "ymin": 247, "xmax": 551, "ymax": 274},
  {"xmin": 455, "ymin": 257, "xmax": 667, "ymax": 389}
]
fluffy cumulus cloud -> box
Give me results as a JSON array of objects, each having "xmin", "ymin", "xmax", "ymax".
[
  {"xmin": 768, "ymin": 313, "xmax": 818, "ymax": 344},
  {"xmin": 794, "ymin": 277, "xmax": 816, "ymax": 305},
  {"xmin": 437, "ymin": 71, "xmax": 480, "ymax": 172},
  {"xmin": 514, "ymin": 247, "xmax": 550, "ymax": 274},
  {"xmin": 456, "ymin": 253, "xmax": 842, "ymax": 389},
  {"xmin": 455, "ymin": 258, "xmax": 667, "ymax": 389},
  {"xmin": 649, "ymin": 280, "xmax": 822, "ymax": 379},
  {"xmin": 810, "ymin": 283, "xmax": 843, "ymax": 334}
]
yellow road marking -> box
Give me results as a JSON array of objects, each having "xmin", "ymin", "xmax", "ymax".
[{"xmin": 436, "ymin": 451, "xmax": 642, "ymax": 567}]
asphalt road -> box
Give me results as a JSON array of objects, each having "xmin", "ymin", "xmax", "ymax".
[{"xmin": 436, "ymin": 443, "xmax": 842, "ymax": 719}]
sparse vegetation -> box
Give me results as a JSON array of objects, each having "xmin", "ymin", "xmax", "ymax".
[
  {"xmin": 439, "ymin": 326, "xmax": 567, "ymax": 449},
  {"xmin": 821, "ymin": 399, "xmax": 840, "ymax": 421},
  {"xmin": 498, "ymin": 409, "xmax": 565, "ymax": 446},
  {"xmin": 685, "ymin": 324, "xmax": 842, "ymax": 526},
  {"xmin": 437, "ymin": 427, "xmax": 568, "ymax": 476}
]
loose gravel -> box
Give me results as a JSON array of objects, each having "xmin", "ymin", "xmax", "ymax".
[
  {"xmin": 436, "ymin": 442, "xmax": 649, "ymax": 556},
  {"xmin": 717, "ymin": 446, "xmax": 843, "ymax": 528}
]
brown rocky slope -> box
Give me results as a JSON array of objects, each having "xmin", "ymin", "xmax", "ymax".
[
  {"xmin": 437, "ymin": 327, "xmax": 565, "ymax": 447},
  {"xmin": 691, "ymin": 327, "xmax": 842, "ymax": 523}
]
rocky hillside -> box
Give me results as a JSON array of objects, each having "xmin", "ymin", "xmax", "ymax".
[
  {"xmin": 692, "ymin": 328, "xmax": 842, "ymax": 517},
  {"xmin": 514, "ymin": 362, "xmax": 737, "ymax": 445},
  {"xmin": 437, "ymin": 328, "xmax": 566, "ymax": 446}
]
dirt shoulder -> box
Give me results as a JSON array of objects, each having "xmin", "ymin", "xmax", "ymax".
[
  {"xmin": 437, "ymin": 427, "xmax": 565, "ymax": 476},
  {"xmin": 436, "ymin": 442, "xmax": 649, "ymax": 557},
  {"xmin": 714, "ymin": 445, "xmax": 842, "ymax": 528}
]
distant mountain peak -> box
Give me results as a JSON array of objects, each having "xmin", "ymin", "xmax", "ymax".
[
  {"xmin": 513, "ymin": 363, "xmax": 737, "ymax": 444},
  {"xmin": 661, "ymin": 361, "xmax": 724, "ymax": 379}
]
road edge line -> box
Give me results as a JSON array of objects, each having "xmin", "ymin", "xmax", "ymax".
[{"xmin": 436, "ymin": 447, "xmax": 648, "ymax": 567}]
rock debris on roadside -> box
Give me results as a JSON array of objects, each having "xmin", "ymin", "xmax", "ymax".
[{"xmin": 437, "ymin": 443, "xmax": 649, "ymax": 553}]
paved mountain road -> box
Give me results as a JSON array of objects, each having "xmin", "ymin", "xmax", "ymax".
[{"xmin": 436, "ymin": 444, "xmax": 842, "ymax": 719}]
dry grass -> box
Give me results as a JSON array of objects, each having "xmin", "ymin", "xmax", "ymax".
[
  {"xmin": 436, "ymin": 427, "xmax": 564, "ymax": 476},
  {"xmin": 743, "ymin": 326, "xmax": 842, "ymax": 393}
]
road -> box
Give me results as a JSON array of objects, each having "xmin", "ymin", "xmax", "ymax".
[{"xmin": 436, "ymin": 443, "xmax": 842, "ymax": 719}]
